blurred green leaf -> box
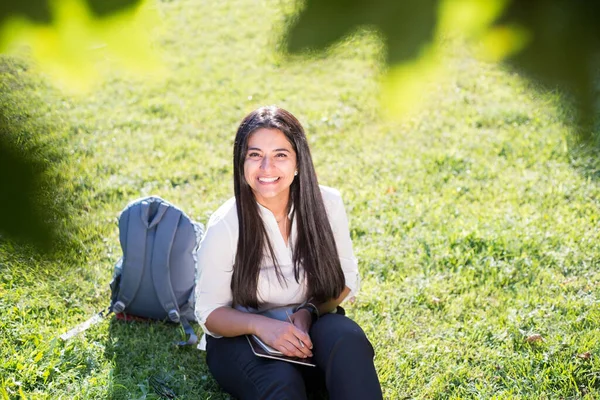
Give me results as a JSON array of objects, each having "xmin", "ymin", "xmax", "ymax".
[
  {"xmin": 493, "ymin": 0, "xmax": 600, "ymax": 141},
  {"xmin": 0, "ymin": 0, "xmax": 142, "ymax": 24},
  {"xmin": 0, "ymin": 0, "xmax": 163, "ymax": 93},
  {"xmin": 285, "ymin": 0, "xmax": 438, "ymax": 64},
  {"xmin": 0, "ymin": 0, "xmax": 142, "ymax": 26},
  {"xmin": 0, "ymin": 0, "xmax": 51, "ymax": 25},
  {"xmin": 85, "ymin": 0, "xmax": 142, "ymax": 17},
  {"xmin": 286, "ymin": 0, "xmax": 600, "ymax": 141}
]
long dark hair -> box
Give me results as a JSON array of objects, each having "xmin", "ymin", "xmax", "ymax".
[{"xmin": 231, "ymin": 106, "xmax": 346, "ymax": 308}]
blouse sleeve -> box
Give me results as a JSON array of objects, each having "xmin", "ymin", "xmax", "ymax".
[
  {"xmin": 194, "ymin": 215, "xmax": 235, "ymax": 338},
  {"xmin": 327, "ymin": 190, "xmax": 360, "ymax": 299}
]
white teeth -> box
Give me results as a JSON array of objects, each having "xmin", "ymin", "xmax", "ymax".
[{"xmin": 258, "ymin": 177, "xmax": 279, "ymax": 183}]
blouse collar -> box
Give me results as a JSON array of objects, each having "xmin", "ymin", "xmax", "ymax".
[{"xmin": 256, "ymin": 202, "xmax": 295, "ymax": 221}]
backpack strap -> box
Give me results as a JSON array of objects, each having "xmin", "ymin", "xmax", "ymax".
[
  {"xmin": 178, "ymin": 316, "xmax": 199, "ymax": 346},
  {"xmin": 113, "ymin": 205, "xmax": 149, "ymax": 313},
  {"xmin": 151, "ymin": 206, "xmax": 182, "ymax": 323},
  {"xmin": 60, "ymin": 306, "xmax": 111, "ymax": 341}
]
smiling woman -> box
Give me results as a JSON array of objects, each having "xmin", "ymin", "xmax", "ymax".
[{"xmin": 194, "ymin": 106, "xmax": 383, "ymax": 399}]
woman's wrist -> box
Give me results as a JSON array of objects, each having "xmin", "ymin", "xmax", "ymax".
[
  {"xmin": 296, "ymin": 308, "xmax": 312, "ymax": 321},
  {"xmin": 295, "ymin": 302, "xmax": 319, "ymax": 323},
  {"xmin": 246, "ymin": 313, "xmax": 271, "ymax": 336}
]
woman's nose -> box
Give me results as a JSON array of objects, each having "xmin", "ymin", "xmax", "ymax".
[{"xmin": 260, "ymin": 156, "xmax": 271, "ymax": 170}]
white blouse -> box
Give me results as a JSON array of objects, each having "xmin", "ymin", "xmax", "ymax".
[{"xmin": 194, "ymin": 185, "xmax": 359, "ymax": 348}]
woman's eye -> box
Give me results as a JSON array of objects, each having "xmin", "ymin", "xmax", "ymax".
[
  {"xmin": 247, "ymin": 152, "xmax": 260, "ymax": 158},
  {"xmin": 275, "ymin": 153, "xmax": 287, "ymax": 158}
]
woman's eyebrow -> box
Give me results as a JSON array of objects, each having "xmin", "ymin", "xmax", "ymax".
[{"xmin": 247, "ymin": 147, "xmax": 291, "ymax": 152}]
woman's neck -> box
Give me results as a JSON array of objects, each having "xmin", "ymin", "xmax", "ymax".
[{"xmin": 255, "ymin": 193, "xmax": 290, "ymax": 221}]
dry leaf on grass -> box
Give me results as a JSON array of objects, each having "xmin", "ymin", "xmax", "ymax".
[
  {"xmin": 577, "ymin": 351, "xmax": 591, "ymax": 360},
  {"xmin": 525, "ymin": 334, "xmax": 544, "ymax": 343}
]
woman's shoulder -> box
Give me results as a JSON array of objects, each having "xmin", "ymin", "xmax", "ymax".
[
  {"xmin": 206, "ymin": 197, "xmax": 238, "ymax": 229},
  {"xmin": 319, "ymin": 185, "xmax": 344, "ymax": 206},
  {"xmin": 318, "ymin": 185, "xmax": 347, "ymax": 220}
]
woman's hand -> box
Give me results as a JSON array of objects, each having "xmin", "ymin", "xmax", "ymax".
[
  {"xmin": 290, "ymin": 309, "xmax": 312, "ymax": 335},
  {"xmin": 254, "ymin": 318, "xmax": 313, "ymax": 358}
]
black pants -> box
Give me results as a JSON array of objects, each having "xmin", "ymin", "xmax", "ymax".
[{"xmin": 206, "ymin": 313, "xmax": 383, "ymax": 400}]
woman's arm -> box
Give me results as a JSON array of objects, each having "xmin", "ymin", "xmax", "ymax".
[
  {"xmin": 206, "ymin": 306, "xmax": 313, "ymax": 358},
  {"xmin": 204, "ymin": 306, "xmax": 264, "ymax": 336}
]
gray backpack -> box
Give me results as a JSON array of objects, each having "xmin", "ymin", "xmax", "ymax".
[{"xmin": 109, "ymin": 196, "xmax": 203, "ymax": 345}]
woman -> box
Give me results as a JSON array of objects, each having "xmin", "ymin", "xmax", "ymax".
[{"xmin": 195, "ymin": 106, "xmax": 382, "ymax": 399}]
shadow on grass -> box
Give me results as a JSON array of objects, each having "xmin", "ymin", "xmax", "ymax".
[
  {"xmin": 104, "ymin": 317, "xmax": 227, "ymax": 400},
  {"xmin": 568, "ymin": 142, "xmax": 600, "ymax": 183},
  {"xmin": 0, "ymin": 56, "xmax": 81, "ymax": 254},
  {"xmin": 561, "ymin": 94, "xmax": 600, "ymax": 182}
]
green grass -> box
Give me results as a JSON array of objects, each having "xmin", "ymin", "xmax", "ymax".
[{"xmin": 1, "ymin": 0, "xmax": 599, "ymax": 398}]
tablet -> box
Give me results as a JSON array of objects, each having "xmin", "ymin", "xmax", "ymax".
[
  {"xmin": 250, "ymin": 334, "xmax": 284, "ymax": 356},
  {"xmin": 246, "ymin": 335, "xmax": 316, "ymax": 367}
]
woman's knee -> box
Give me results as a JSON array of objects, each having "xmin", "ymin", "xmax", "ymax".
[
  {"xmin": 311, "ymin": 314, "xmax": 375, "ymax": 359},
  {"xmin": 334, "ymin": 326, "xmax": 374, "ymax": 358},
  {"xmin": 310, "ymin": 315, "xmax": 382, "ymax": 399}
]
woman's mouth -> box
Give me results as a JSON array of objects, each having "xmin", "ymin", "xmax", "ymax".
[{"xmin": 258, "ymin": 177, "xmax": 280, "ymax": 183}]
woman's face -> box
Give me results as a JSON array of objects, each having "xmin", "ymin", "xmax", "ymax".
[{"xmin": 244, "ymin": 128, "xmax": 297, "ymax": 207}]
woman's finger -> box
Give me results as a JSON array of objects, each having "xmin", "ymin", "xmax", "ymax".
[
  {"xmin": 291, "ymin": 326, "xmax": 313, "ymax": 350},
  {"xmin": 293, "ymin": 336, "xmax": 313, "ymax": 358},
  {"xmin": 293, "ymin": 333, "xmax": 313, "ymax": 354},
  {"xmin": 284, "ymin": 338, "xmax": 311, "ymax": 358},
  {"xmin": 287, "ymin": 328, "xmax": 313, "ymax": 357},
  {"xmin": 279, "ymin": 340, "xmax": 303, "ymax": 358}
]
